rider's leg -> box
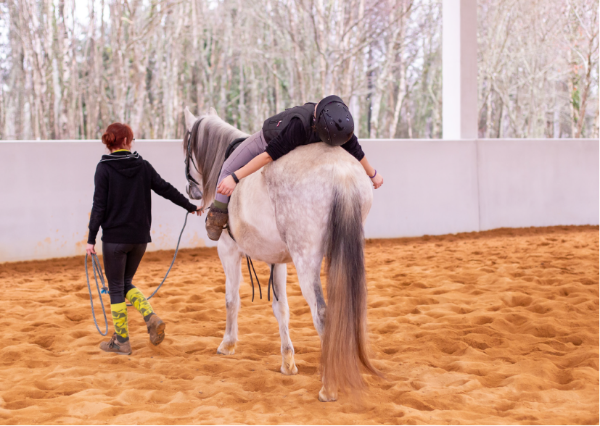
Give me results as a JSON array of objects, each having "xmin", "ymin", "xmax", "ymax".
[{"xmin": 206, "ymin": 130, "xmax": 268, "ymax": 241}]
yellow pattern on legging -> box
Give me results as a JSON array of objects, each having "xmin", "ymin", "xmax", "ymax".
[
  {"xmin": 126, "ymin": 288, "xmax": 154, "ymax": 318},
  {"xmin": 111, "ymin": 302, "xmax": 129, "ymax": 340}
]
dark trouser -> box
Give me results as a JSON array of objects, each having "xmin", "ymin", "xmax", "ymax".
[{"xmin": 102, "ymin": 242, "xmax": 147, "ymax": 304}]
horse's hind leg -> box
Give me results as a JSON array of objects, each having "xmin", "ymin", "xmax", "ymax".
[
  {"xmin": 271, "ymin": 263, "xmax": 298, "ymax": 375},
  {"xmin": 217, "ymin": 234, "xmax": 242, "ymax": 355},
  {"xmin": 292, "ymin": 252, "xmax": 337, "ymax": 402},
  {"xmin": 292, "ymin": 254, "xmax": 327, "ymax": 337}
]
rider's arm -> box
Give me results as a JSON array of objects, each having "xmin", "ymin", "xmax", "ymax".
[
  {"xmin": 218, "ymin": 120, "xmax": 305, "ymax": 197},
  {"xmin": 217, "ymin": 153, "xmax": 273, "ymax": 197},
  {"xmin": 235, "ymin": 152, "xmax": 273, "ymax": 179},
  {"xmin": 341, "ymin": 135, "xmax": 365, "ymax": 161},
  {"xmin": 341, "ymin": 135, "xmax": 384, "ymax": 189},
  {"xmin": 360, "ymin": 156, "xmax": 383, "ymax": 189}
]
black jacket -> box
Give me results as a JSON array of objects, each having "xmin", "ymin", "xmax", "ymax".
[
  {"xmin": 87, "ymin": 151, "xmax": 196, "ymax": 244},
  {"xmin": 265, "ymin": 117, "xmax": 365, "ymax": 162},
  {"xmin": 262, "ymin": 103, "xmax": 316, "ymax": 143}
]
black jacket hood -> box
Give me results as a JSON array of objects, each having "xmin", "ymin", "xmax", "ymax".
[{"xmin": 100, "ymin": 151, "xmax": 144, "ymax": 178}]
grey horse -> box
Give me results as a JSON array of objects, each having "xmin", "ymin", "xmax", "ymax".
[{"xmin": 184, "ymin": 107, "xmax": 378, "ymax": 401}]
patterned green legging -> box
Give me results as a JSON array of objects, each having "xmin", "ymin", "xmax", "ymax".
[{"xmin": 110, "ymin": 289, "xmax": 155, "ymax": 343}]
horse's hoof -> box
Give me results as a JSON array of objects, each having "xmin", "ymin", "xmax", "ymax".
[
  {"xmin": 280, "ymin": 363, "xmax": 298, "ymax": 375},
  {"xmin": 318, "ymin": 386, "xmax": 337, "ymax": 402},
  {"xmin": 217, "ymin": 341, "xmax": 235, "ymax": 355},
  {"xmin": 281, "ymin": 350, "xmax": 298, "ymax": 375}
]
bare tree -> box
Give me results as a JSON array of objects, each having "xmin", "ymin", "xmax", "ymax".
[
  {"xmin": 478, "ymin": 0, "xmax": 599, "ymax": 139},
  {"xmin": 0, "ymin": 0, "xmax": 596, "ymax": 140}
]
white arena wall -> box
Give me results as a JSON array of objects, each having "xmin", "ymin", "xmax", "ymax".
[{"xmin": 0, "ymin": 139, "xmax": 597, "ymax": 263}]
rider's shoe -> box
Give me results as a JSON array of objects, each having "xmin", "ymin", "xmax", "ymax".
[
  {"xmin": 100, "ymin": 333, "xmax": 132, "ymax": 355},
  {"xmin": 146, "ymin": 314, "xmax": 166, "ymax": 346},
  {"xmin": 206, "ymin": 205, "xmax": 229, "ymax": 241}
]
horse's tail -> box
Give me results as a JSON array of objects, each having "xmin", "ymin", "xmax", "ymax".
[{"xmin": 321, "ymin": 183, "xmax": 379, "ymax": 396}]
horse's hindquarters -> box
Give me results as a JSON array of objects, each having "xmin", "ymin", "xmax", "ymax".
[{"xmin": 264, "ymin": 144, "xmax": 373, "ymax": 254}]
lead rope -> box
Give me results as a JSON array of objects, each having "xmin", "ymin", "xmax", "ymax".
[
  {"xmin": 142, "ymin": 211, "xmax": 190, "ymax": 302},
  {"xmin": 85, "ymin": 211, "xmax": 190, "ymax": 335},
  {"xmin": 85, "ymin": 252, "xmax": 109, "ymax": 336}
]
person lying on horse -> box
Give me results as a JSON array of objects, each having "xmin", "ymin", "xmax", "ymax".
[{"xmin": 205, "ymin": 95, "xmax": 384, "ymax": 241}]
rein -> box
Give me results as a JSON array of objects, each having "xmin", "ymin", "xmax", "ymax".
[{"xmin": 226, "ymin": 226, "xmax": 278, "ymax": 303}]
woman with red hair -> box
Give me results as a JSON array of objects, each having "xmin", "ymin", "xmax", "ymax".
[{"xmin": 87, "ymin": 123, "xmax": 201, "ymax": 355}]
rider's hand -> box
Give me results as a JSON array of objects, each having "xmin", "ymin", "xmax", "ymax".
[
  {"xmin": 195, "ymin": 206, "xmax": 204, "ymax": 216},
  {"xmin": 371, "ymin": 173, "xmax": 384, "ymax": 189},
  {"xmin": 217, "ymin": 175, "xmax": 237, "ymax": 197},
  {"xmin": 86, "ymin": 244, "xmax": 96, "ymax": 256}
]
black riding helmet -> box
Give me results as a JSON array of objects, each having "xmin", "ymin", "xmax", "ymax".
[{"xmin": 315, "ymin": 95, "xmax": 354, "ymax": 146}]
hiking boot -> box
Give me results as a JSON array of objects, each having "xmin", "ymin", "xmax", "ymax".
[
  {"xmin": 146, "ymin": 314, "xmax": 166, "ymax": 346},
  {"xmin": 100, "ymin": 333, "xmax": 132, "ymax": 355},
  {"xmin": 206, "ymin": 205, "xmax": 229, "ymax": 241}
]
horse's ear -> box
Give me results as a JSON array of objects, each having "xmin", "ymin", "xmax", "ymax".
[
  {"xmin": 208, "ymin": 107, "xmax": 218, "ymax": 116},
  {"xmin": 184, "ymin": 107, "xmax": 197, "ymax": 132}
]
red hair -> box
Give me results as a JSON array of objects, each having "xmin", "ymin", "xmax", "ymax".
[{"xmin": 102, "ymin": 123, "xmax": 134, "ymax": 150}]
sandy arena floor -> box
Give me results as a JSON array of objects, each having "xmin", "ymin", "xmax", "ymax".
[{"xmin": 0, "ymin": 226, "xmax": 598, "ymax": 424}]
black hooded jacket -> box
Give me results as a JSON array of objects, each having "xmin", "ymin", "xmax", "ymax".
[{"xmin": 87, "ymin": 150, "xmax": 196, "ymax": 245}]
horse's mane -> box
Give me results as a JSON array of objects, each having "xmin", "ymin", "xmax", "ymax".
[{"xmin": 187, "ymin": 114, "xmax": 248, "ymax": 206}]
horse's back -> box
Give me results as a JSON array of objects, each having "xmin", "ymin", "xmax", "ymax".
[{"xmin": 265, "ymin": 143, "xmax": 372, "ymax": 216}]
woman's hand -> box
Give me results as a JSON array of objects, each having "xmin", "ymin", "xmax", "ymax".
[
  {"xmin": 217, "ymin": 175, "xmax": 237, "ymax": 197},
  {"xmin": 86, "ymin": 244, "xmax": 96, "ymax": 256},
  {"xmin": 371, "ymin": 173, "xmax": 384, "ymax": 189},
  {"xmin": 188, "ymin": 205, "xmax": 205, "ymax": 216}
]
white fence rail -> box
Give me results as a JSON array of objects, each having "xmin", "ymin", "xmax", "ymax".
[{"xmin": 0, "ymin": 138, "xmax": 597, "ymax": 263}]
